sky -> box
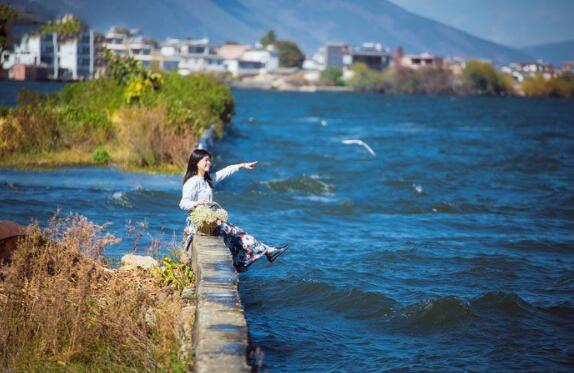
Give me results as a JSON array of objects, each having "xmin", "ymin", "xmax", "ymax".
[{"xmin": 390, "ymin": 0, "xmax": 574, "ymax": 47}]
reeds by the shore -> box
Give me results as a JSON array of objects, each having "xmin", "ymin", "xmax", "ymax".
[{"xmin": 0, "ymin": 215, "xmax": 192, "ymax": 372}]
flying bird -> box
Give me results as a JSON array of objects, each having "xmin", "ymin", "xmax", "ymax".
[{"xmin": 341, "ymin": 139, "xmax": 376, "ymax": 156}]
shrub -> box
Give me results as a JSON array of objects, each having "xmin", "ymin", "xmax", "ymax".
[
  {"xmin": 0, "ymin": 215, "xmax": 191, "ymax": 371},
  {"xmin": 522, "ymin": 73, "xmax": 574, "ymax": 98},
  {"xmin": 275, "ymin": 40, "xmax": 305, "ymax": 68},
  {"xmin": 1, "ymin": 57, "xmax": 235, "ymax": 171},
  {"xmin": 0, "ymin": 90, "xmax": 60, "ymax": 156},
  {"xmin": 0, "ymin": 104, "xmax": 10, "ymax": 117},
  {"xmin": 348, "ymin": 63, "xmax": 387, "ymax": 92},
  {"xmin": 114, "ymin": 104, "xmax": 197, "ymax": 168},
  {"xmin": 416, "ymin": 67, "xmax": 460, "ymax": 95},
  {"xmin": 462, "ymin": 60, "xmax": 514, "ymax": 95},
  {"xmin": 92, "ymin": 146, "xmax": 111, "ymax": 164},
  {"xmin": 159, "ymin": 72, "xmax": 234, "ymax": 137},
  {"xmin": 320, "ymin": 67, "xmax": 344, "ymax": 86}
]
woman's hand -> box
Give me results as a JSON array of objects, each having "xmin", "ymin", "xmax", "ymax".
[
  {"xmin": 241, "ymin": 161, "xmax": 258, "ymax": 170},
  {"xmin": 194, "ymin": 200, "xmax": 210, "ymax": 207}
]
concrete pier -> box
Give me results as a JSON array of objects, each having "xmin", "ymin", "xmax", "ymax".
[{"xmin": 190, "ymin": 234, "xmax": 250, "ymax": 373}]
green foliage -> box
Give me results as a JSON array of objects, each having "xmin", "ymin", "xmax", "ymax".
[
  {"xmin": 522, "ymin": 73, "xmax": 574, "ymax": 98},
  {"xmin": 153, "ymin": 257, "xmax": 194, "ymax": 293},
  {"xmin": 260, "ymin": 30, "xmax": 276, "ymax": 47},
  {"xmin": 276, "ymin": 40, "xmax": 305, "ymax": 68},
  {"xmin": 0, "ymin": 90, "xmax": 60, "ymax": 156},
  {"xmin": 105, "ymin": 50, "xmax": 148, "ymax": 86},
  {"xmin": 348, "ymin": 63, "xmax": 387, "ymax": 92},
  {"xmin": 159, "ymin": 72, "xmax": 234, "ymax": 136},
  {"xmin": 320, "ymin": 67, "xmax": 344, "ymax": 86},
  {"xmin": 0, "ymin": 104, "xmax": 10, "ymax": 117},
  {"xmin": 462, "ymin": 60, "xmax": 514, "ymax": 95},
  {"xmin": 92, "ymin": 147, "xmax": 111, "ymax": 164},
  {"xmin": 1, "ymin": 59, "xmax": 234, "ymax": 170},
  {"xmin": 415, "ymin": 67, "xmax": 459, "ymax": 95},
  {"xmin": 39, "ymin": 17, "xmax": 83, "ymax": 37},
  {"xmin": 104, "ymin": 51, "xmax": 164, "ymax": 104},
  {"xmin": 55, "ymin": 78, "xmax": 123, "ymax": 147},
  {"xmin": 0, "ymin": 3, "xmax": 17, "ymax": 68}
]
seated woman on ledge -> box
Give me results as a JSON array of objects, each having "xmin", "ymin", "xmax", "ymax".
[{"xmin": 179, "ymin": 148, "xmax": 288, "ymax": 272}]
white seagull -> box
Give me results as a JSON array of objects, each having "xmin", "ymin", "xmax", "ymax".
[{"xmin": 341, "ymin": 139, "xmax": 376, "ymax": 156}]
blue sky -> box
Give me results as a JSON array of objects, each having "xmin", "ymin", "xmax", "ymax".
[{"xmin": 390, "ymin": 0, "xmax": 574, "ymax": 47}]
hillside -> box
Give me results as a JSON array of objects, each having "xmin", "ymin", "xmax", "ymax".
[
  {"xmin": 8, "ymin": 0, "xmax": 532, "ymax": 63},
  {"xmin": 521, "ymin": 39, "xmax": 574, "ymax": 66}
]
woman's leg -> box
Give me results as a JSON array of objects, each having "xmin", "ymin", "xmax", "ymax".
[{"xmin": 216, "ymin": 222, "xmax": 281, "ymax": 270}]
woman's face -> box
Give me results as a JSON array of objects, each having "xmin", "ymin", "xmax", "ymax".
[{"xmin": 197, "ymin": 155, "xmax": 211, "ymax": 173}]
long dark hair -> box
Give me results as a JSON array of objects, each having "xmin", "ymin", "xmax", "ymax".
[{"xmin": 183, "ymin": 148, "xmax": 214, "ymax": 188}]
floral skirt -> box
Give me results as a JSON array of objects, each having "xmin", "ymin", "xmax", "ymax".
[{"xmin": 183, "ymin": 217, "xmax": 271, "ymax": 272}]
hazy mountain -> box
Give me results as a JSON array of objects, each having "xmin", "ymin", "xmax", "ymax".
[
  {"xmin": 521, "ymin": 40, "xmax": 574, "ymax": 66},
  {"xmin": 7, "ymin": 0, "xmax": 533, "ymax": 64}
]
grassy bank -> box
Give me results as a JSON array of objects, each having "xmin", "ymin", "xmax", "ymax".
[
  {"xmin": 0, "ymin": 215, "xmax": 194, "ymax": 371},
  {"xmin": 0, "ymin": 55, "xmax": 234, "ymax": 172}
]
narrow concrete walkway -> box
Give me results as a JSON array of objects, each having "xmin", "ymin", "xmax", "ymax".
[{"xmin": 191, "ymin": 234, "xmax": 250, "ymax": 373}]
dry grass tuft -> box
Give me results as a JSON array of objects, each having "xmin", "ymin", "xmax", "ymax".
[
  {"xmin": 113, "ymin": 105, "xmax": 198, "ymax": 168},
  {"xmin": 0, "ymin": 215, "xmax": 192, "ymax": 372}
]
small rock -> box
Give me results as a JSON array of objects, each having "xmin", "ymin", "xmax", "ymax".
[{"xmin": 120, "ymin": 254, "xmax": 158, "ymax": 269}]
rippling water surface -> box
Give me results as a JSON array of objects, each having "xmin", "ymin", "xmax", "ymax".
[{"xmin": 1, "ymin": 83, "xmax": 574, "ymax": 372}]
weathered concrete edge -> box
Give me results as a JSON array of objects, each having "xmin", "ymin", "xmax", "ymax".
[{"xmin": 190, "ymin": 234, "xmax": 250, "ymax": 373}]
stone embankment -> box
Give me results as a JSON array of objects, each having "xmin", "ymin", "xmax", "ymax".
[{"xmin": 189, "ymin": 234, "xmax": 250, "ymax": 373}]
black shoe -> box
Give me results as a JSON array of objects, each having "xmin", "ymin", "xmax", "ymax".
[{"xmin": 267, "ymin": 244, "xmax": 289, "ymax": 263}]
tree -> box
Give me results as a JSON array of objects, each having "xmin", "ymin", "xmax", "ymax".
[
  {"xmin": 320, "ymin": 67, "xmax": 344, "ymax": 86},
  {"xmin": 462, "ymin": 60, "xmax": 513, "ymax": 95},
  {"xmin": 275, "ymin": 40, "xmax": 304, "ymax": 68},
  {"xmin": 260, "ymin": 30, "xmax": 276, "ymax": 47},
  {"xmin": 0, "ymin": 4, "xmax": 17, "ymax": 69},
  {"xmin": 348, "ymin": 63, "xmax": 387, "ymax": 92}
]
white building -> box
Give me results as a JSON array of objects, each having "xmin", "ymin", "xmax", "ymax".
[
  {"xmin": 5, "ymin": 30, "xmax": 103, "ymax": 80},
  {"xmin": 127, "ymin": 36, "xmax": 156, "ymax": 68},
  {"xmin": 218, "ymin": 44, "xmax": 278, "ymax": 76},
  {"xmin": 345, "ymin": 43, "xmax": 391, "ymax": 71},
  {"xmin": 103, "ymin": 27, "xmax": 131, "ymax": 57},
  {"xmin": 303, "ymin": 42, "xmax": 391, "ymax": 81},
  {"xmin": 398, "ymin": 52, "xmax": 444, "ymax": 70},
  {"xmin": 58, "ymin": 31, "xmax": 103, "ymax": 79},
  {"xmin": 157, "ymin": 37, "xmax": 226, "ymax": 75}
]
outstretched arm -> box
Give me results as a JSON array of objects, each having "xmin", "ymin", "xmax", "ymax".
[{"xmin": 214, "ymin": 162, "xmax": 258, "ymax": 184}]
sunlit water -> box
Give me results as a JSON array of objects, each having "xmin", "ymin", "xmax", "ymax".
[{"xmin": 1, "ymin": 82, "xmax": 573, "ymax": 372}]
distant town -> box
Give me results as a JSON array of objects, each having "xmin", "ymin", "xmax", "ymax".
[{"xmin": 2, "ymin": 14, "xmax": 573, "ymax": 95}]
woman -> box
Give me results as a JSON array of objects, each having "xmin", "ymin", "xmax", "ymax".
[{"xmin": 180, "ymin": 148, "xmax": 288, "ymax": 272}]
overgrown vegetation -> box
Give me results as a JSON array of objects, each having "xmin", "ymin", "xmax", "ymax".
[
  {"xmin": 0, "ymin": 4, "xmax": 17, "ymax": 68},
  {"xmin": 0, "ymin": 53, "xmax": 234, "ymax": 171},
  {"xmin": 259, "ymin": 29, "xmax": 304, "ymax": 68},
  {"xmin": 0, "ymin": 215, "xmax": 193, "ymax": 371},
  {"xmin": 347, "ymin": 60, "xmax": 514, "ymax": 95},
  {"xmin": 320, "ymin": 67, "xmax": 344, "ymax": 86},
  {"xmin": 522, "ymin": 73, "xmax": 574, "ymax": 98},
  {"xmin": 39, "ymin": 17, "xmax": 83, "ymax": 36},
  {"xmin": 461, "ymin": 60, "xmax": 514, "ymax": 95}
]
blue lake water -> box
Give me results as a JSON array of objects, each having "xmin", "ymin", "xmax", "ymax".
[{"xmin": 1, "ymin": 82, "xmax": 574, "ymax": 372}]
